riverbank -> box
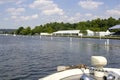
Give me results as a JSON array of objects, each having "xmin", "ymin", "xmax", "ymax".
[
  {"xmin": 81, "ymin": 36, "xmax": 120, "ymax": 40},
  {"xmin": 50, "ymin": 35, "xmax": 120, "ymax": 40},
  {"xmin": 1, "ymin": 34, "xmax": 120, "ymax": 40}
]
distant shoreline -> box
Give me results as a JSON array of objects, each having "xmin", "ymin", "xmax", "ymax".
[
  {"xmin": 49, "ymin": 35, "xmax": 120, "ymax": 40},
  {"xmin": 1, "ymin": 34, "xmax": 120, "ymax": 40},
  {"xmin": 80, "ymin": 36, "xmax": 120, "ymax": 40}
]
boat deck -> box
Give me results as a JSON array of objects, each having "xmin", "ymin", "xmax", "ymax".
[{"xmin": 61, "ymin": 74, "xmax": 104, "ymax": 80}]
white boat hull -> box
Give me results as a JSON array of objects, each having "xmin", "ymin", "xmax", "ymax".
[
  {"xmin": 39, "ymin": 68, "xmax": 120, "ymax": 80},
  {"xmin": 39, "ymin": 56, "xmax": 120, "ymax": 80}
]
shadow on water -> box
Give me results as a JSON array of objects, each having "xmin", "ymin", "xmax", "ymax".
[{"xmin": 0, "ymin": 35, "xmax": 120, "ymax": 80}]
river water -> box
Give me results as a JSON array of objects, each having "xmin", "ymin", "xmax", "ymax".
[{"xmin": 0, "ymin": 35, "xmax": 120, "ymax": 80}]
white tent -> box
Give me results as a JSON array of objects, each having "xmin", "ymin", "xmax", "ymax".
[
  {"xmin": 86, "ymin": 30, "xmax": 94, "ymax": 36},
  {"xmin": 95, "ymin": 30, "xmax": 111, "ymax": 36},
  {"xmin": 109, "ymin": 25, "xmax": 120, "ymax": 30},
  {"xmin": 53, "ymin": 30, "xmax": 80, "ymax": 36}
]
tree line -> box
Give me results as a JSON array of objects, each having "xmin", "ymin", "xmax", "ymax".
[
  {"xmin": 0, "ymin": 29, "xmax": 16, "ymax": 34},
  {"xmin": 15, "ymin": 17, "xmax": 120, "ymax": 35}
]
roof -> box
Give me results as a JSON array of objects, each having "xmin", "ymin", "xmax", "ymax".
[
  {"xmin": 86, "ymin": 30, "xmax": 94, "ymax": 33},
  {"xmin": 109, "ymin": 25, "xmax": 120, "ymax": 30},
  {"xmin": 53, "ymin": 30, "xmax": 80, "ymax": 34},
  {"xmin": 40, "ymin": 33, "xmax": 52, "ymax": 35}
]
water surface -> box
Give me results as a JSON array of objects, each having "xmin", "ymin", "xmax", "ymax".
[{"xmin": 0, "ymin": 35, "xmax": 120, "ymax": 80}]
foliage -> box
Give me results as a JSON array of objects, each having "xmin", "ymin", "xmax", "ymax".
[
  {"xmin": 15, "ymin": 27, "xmax": 24, "ymax": 34},
  {"xmin": 15, "ymin": 17, "xmax": 120, "ymax": 35}
]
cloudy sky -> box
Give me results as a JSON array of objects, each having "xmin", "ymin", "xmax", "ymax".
[{"xmin": 0, "ymin": 0, "xmax": 120, "ymax": 29}]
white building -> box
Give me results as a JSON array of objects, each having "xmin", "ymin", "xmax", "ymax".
[
  {"xmin": 53, "ymin": 30, "xmax": 80, "ymax": 36},
  {"xmin": 95, "ymin": 30, "xmax": 111, "ymax": 36},
  {"xmin": 78, "ymin": 33, "xmax": 83, "ymax": 37},
  {"xmin": 40, "ymin": 33, "xmax": 52, "ymax": 36},
  {"xmin": 86, "ymin": 30, "xmax": 94, "ymax": 36}
]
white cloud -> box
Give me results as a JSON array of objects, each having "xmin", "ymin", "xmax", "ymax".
[
  {"xmin": 85, "ymin": 13, "xmax": 93, "ymax": 17},
  {"xmin": 92, "ymin": 15, "xmax": 105, "ymax": 19},
  {"xmin": 11, "ymin": 16, "xmax": 17, "ymax": 19},
  {"xmin": 4, "ymin": 18, "xmax": 9, "ymax": 21},
  {"xmin": 0, "ymin": 0, "xmax": 17, "ymax": 4},
  {"xmin": 11, "ymin": 14, "xmax": 39, "ymax": 21},
  {"xmin": 106, "ymin": 9, "xmax": 120, "ymax": 16},
  {"xmin": 0, "ymin": 0, "xmax": 26, "ymax": 7},
  {"xmin": 29, "ymin": 0, "xmax": 64, "ymax": 15},
  {"xmin": 6, "ymin": 7, "xmax": 25, "ymax": 15},
  {"xmin": 16, "ymin": 1, "xmax": 23, "ymax": 5},
  {"xmin": 31, "ymin": 14, "xmax": 39, "ymax": 19},
  {"xmin": 0, "ymin": 1, "xmax": 4, "ymax": 4},
  {"xmin": 20, "ymin": 16, "xmax": 30, "ymax": 20},
  {"xmin": 65, "ymin": 13, "xmax": 82, "ymax": 23},
  {"xmin": 105, "ymin": 5, "xmax": 120, "ymax": 18},
  {"xmin": 78, "ymin": 0, "xmax": 103, "ymax": 9}
]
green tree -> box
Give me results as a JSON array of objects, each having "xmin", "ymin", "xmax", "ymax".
[
  {"xmin": 107, "ymin": 17, "xmax": 116, "ymax": 27},
  {"xmin": 15, "ymin": 27, "xmax": 24, "ymax": 35},
  {"xmin": 32, "ymin": 25, "xmax": 43, "ymax": 35},
  {"xmin": 16, "ymin": 17, "xmax": 120, "ymax": 35},
  {"xmin": 21, "ymin": 27, "xmax": 32, "ymax": 35}
]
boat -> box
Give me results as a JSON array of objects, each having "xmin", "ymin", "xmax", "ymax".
[{"xmin": 39, "ymin": 56, "xmax": 120, "ymax": 80}]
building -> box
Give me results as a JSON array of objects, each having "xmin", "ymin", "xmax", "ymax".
[
  {"xmin": 109, "ymin": 24, "xmax": 120, "ymax": 35},
  {"xmin": 40, "ymin": 33, "xmax": 52, "ymax": 36},
  {"xmin": 86, "ymin": 30, "xmax": 94, "ymax": 36},
  {"xmin": 95, "ymin": 30, "xmax": 111, "ymax": 36},
  {"xmin": 53, "ymin": 30, "xmax": 80, "ymax": 36},
  {"xmin": 78, "ymin": 33, "xmax": 83, "ymax": 37}
]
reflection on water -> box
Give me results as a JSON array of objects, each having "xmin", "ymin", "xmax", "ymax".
[{"xmin": 0, "ymin": 35, "xmax": 120, "ymax": 80}]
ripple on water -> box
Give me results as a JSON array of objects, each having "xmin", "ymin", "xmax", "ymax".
[{"xmin": 0, "ymin": 36, "xmax": 120, "ymax": 80}]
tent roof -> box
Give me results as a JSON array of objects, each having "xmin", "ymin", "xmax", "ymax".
[
  {"xmin": 53, "ymin": 30, "xmax": 80, "ymax": 34},
  {"xmin": 109, "ymin": 25, "xmax": 120, "ymax": 30}
]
